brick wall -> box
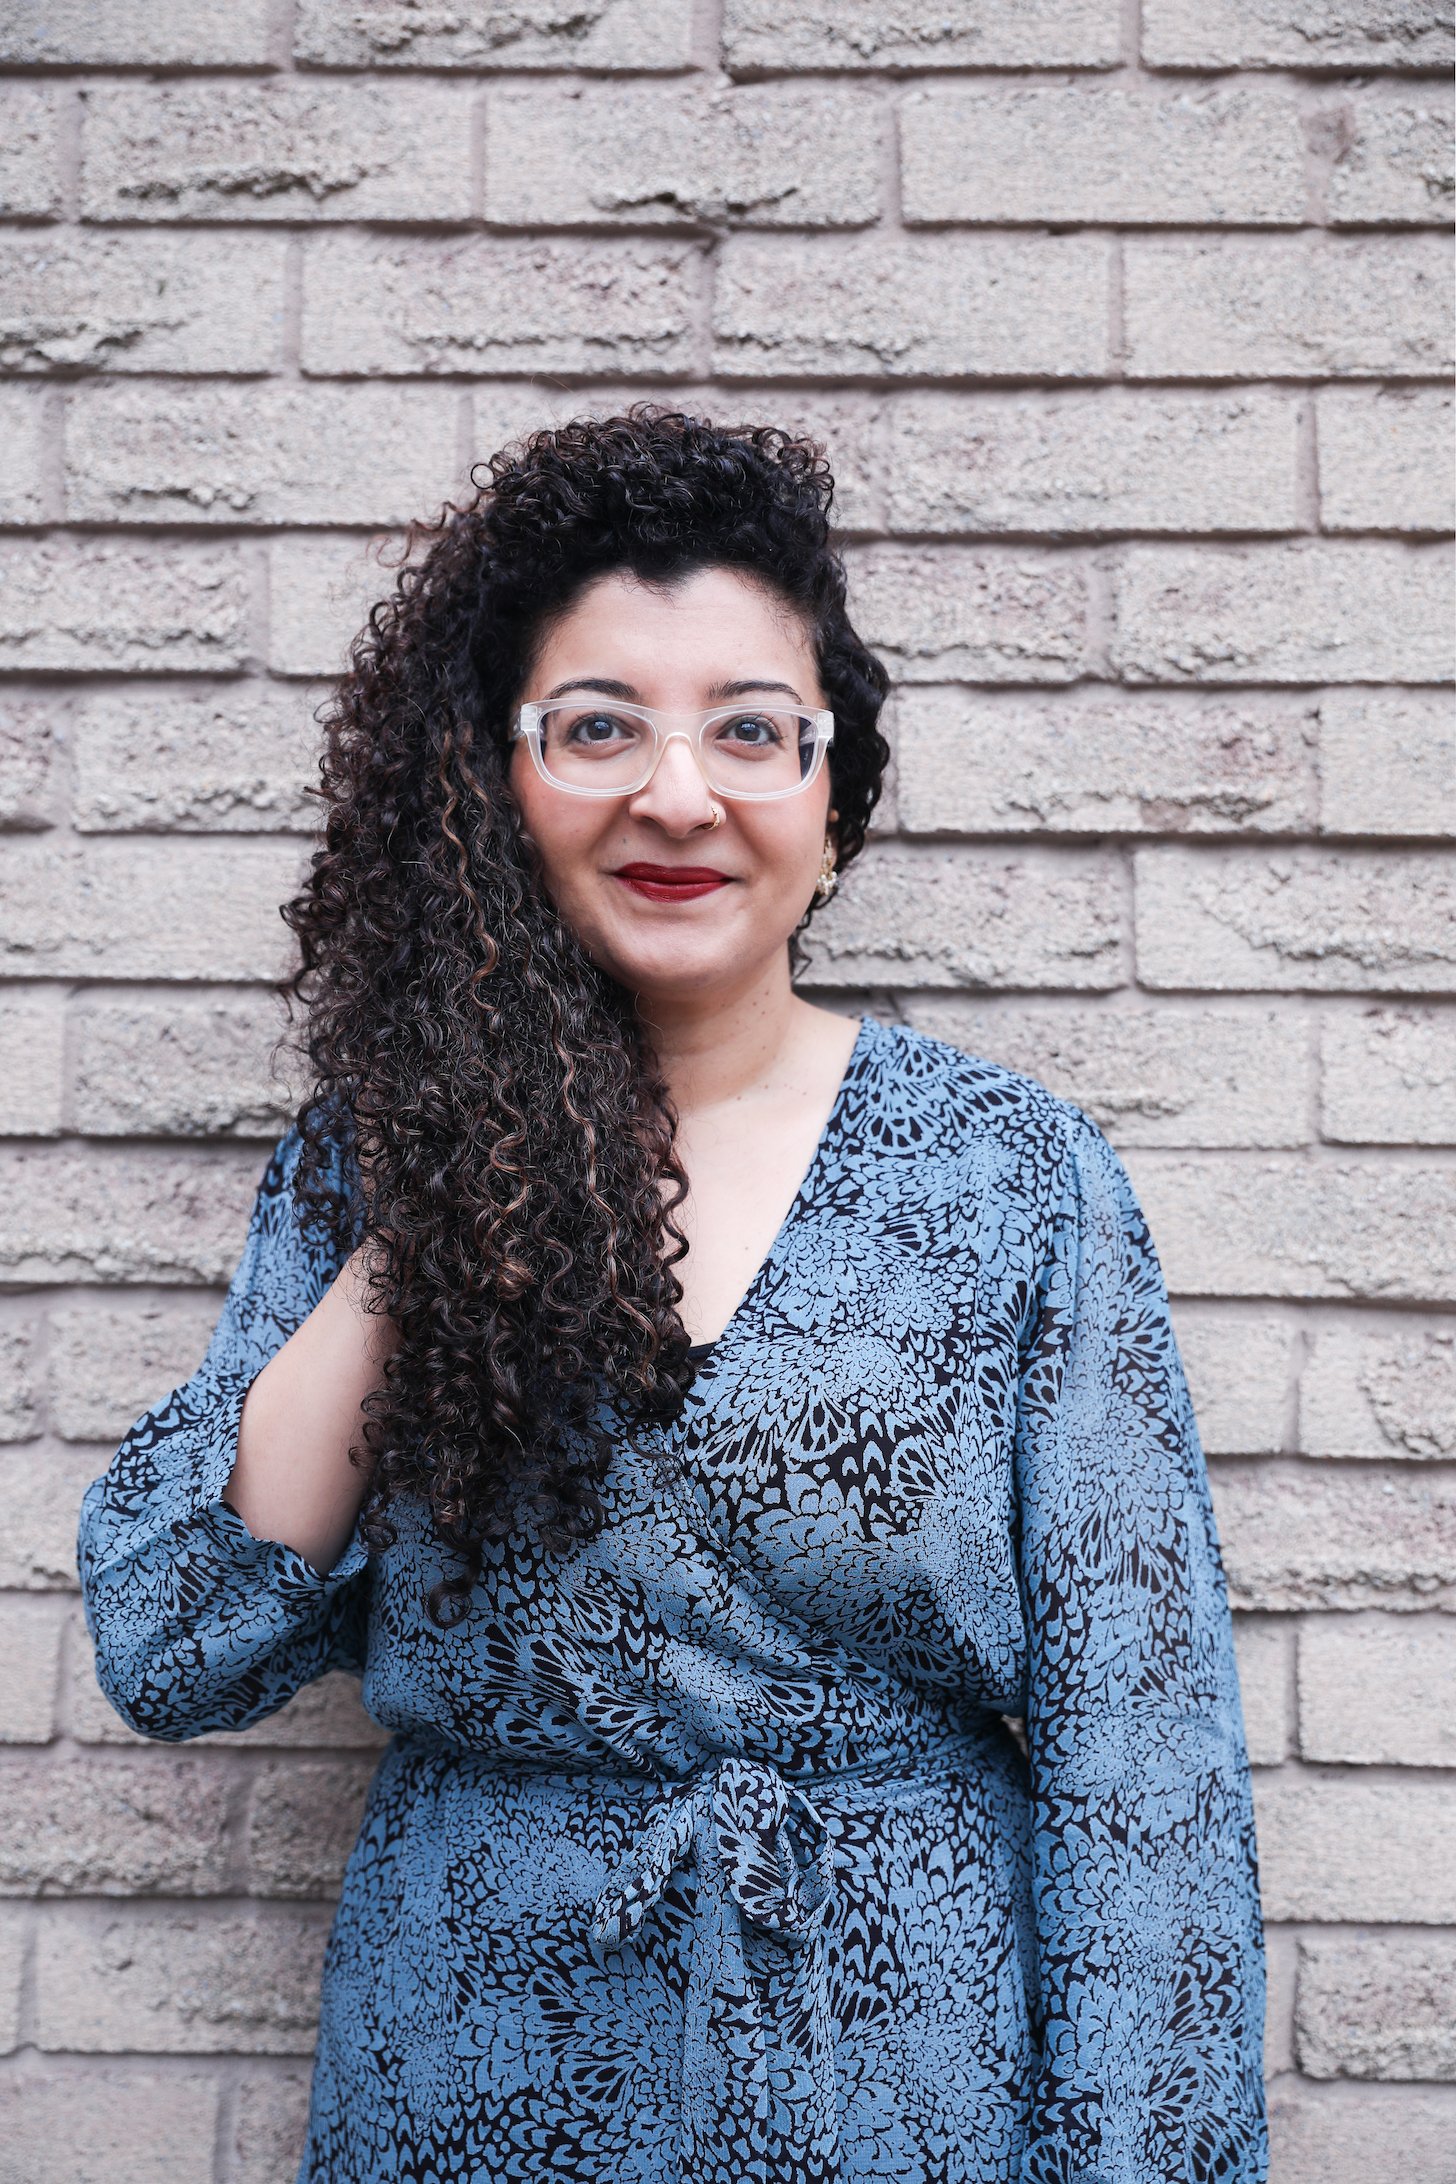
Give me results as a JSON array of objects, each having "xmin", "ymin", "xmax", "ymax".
[{"xmin": 0, "ymin": 2, "xmax": 1452, "ymax": 2175}]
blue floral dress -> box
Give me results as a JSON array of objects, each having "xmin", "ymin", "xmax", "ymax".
[{"xmin": 78, "ymin": 1014, "xmax": 1267, "ymax": 2184}]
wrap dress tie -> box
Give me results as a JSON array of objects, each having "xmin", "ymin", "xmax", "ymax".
[
  {"xmin": 588, "ymin": 1750, "xmax": 842, "ymax": 2180},
  {"xmin": 78, "ymin": 1015, "xmax": 1269, "ymax": 2183}
]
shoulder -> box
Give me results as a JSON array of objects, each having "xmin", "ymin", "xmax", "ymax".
[
  {"xmin": 861, "ymin": 1025, "xmax": 1158, "ymax": 1303},
  {"xmin": 861, "ymin": 1016, "xmax": 1103, "ymax": 1185},
  {"xmin": 243, "ymin": 1100, "xmax": 360, "ymax": 1274}
]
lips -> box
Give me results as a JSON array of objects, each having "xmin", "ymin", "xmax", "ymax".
[{"xmin": 611, "ymin": 863, "xmax": 733, "ymax": 903}]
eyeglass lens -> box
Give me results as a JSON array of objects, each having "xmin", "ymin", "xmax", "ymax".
[{"xmin": 534, "ymin": 706, "xmax": 820, "ymax": 796}]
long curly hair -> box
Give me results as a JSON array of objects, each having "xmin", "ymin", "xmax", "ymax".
[{"xmin": 277, "ymin": 402, "xmax": 891, "ymax": 1623}]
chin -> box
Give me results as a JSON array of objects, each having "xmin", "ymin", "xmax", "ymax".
[
  {"xmin": 605, "ymin": 937, "xmax": 758, "ymax": 999},
  {"xmin": 623, "ymin": 952, "xmax": 742, "ymax": 996}
]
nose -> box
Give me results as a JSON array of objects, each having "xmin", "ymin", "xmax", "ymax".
[{"xmin": 625, "ymin": 731, "xmax": 722, "ymax": 833}]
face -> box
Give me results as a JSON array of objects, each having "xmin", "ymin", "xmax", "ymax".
[{"xmin": 506, "ymin": 564, "xmax": 836, "ymax": 1008}]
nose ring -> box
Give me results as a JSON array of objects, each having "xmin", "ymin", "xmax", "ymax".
[{"xmin": 705, "ymin": 804, "xmax": 725, "ymax": 830}]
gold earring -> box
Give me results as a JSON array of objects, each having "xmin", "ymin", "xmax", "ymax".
[{"xmin": 813, "ymin": 835, "xmax": 838, "ymax": 904}]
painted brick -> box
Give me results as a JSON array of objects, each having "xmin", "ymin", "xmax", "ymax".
[
  {"xmin": 230, "ymin": 2070, "xmax": 312, "ymax": 2184},
  {"xmin": 1322, "ymin": 1007, "xmax": 1456, "ymax": 1145},
  {"xmin": 0, "ymin": 838, "xmax": 307, "ymax": 984},
  {"xmin": 894, "ymin": 687, "xmax": 1316, "ymax": 833},
  {"xmin": 486, "ymin": 82, "xmax": 881, "ymax": 229},
  {"xmin": 295, "ymin": 0, "xmax": 693, "ymax": 69},
  {"xmin": 0, "ymin": 1595, "xmax": 63, "ymax": 1743},
  {"xmin": 268, "ymin": 532, "xmax": 400, "ymax": 679},
  {"xmin": 1113, "ymin": 541, "xmax": 1455, "ymax": 684},
  {"xmin": 1300, "ymin": 1615, "xmax": 1456, "ymax": 1765},
  {"xmin": 0, "ymin": 1144, "xmax": 260, "ymax": 1285},
  {"xmin": 80, "ymin": 82, "xmax": 474, "ymax": 225},
  {"xmin": 66, "ymin": 384, "xmax": 461, "ymax": 529},
  {"xmin": 722, "ymin": 0, "xmax": 1122, "ymax": 70},
  {"xmin": 1270, "ymin": 2084, "xmax": 1456, "ymax": 2183},
  {"xmin": 47, "ymin": 1296, "xmax": 221, "ymax": 1442},
  {"xmin": 0, "ymin": 1753, "xmax": 233, "ymax": 1895},
  {"xmin": 34, "ymin": 1904, "xmax": 329, "ymax": 2052},
  {"xmin": 0, "ymin": 1903, "xmax": 22, "ymax": 2051},
  {"xmin": 1135, "ymin": 846, "xmax": 1456, "ymax": 995},
  {"xmin": 713, "ymin": 234, "xmax": 1109, "ymax": 380},
  {"xmin": 73, "ymin": 685, "xmax": 323, "ymax": 834},
  {"xmin": 1301, "ymin": 1319, "xmax": 1456, "ymax": 1460},
  {"xmin": 0, "ymin": 2057, "xmax": 221, "ymax": 2184},
  {"xmin": 902, "ymin": 85, "xmax": 1306, "ymax": 226},
  {"xmin": 0, "ymin": 86, "xmax": 61, "ymax": 218},
  {"xmin": 1142, "ymin": 0, "xmax": 1453, "ymax": 69},
  {"xmin": 303, "ymin": 234, "xmax": 705, "ymax": 378},
  {"xmin": 0, "ymin": 231, "xmax": 285, "ymax": 375},
  {"xmin": 1297, "ymin": 1933, "xmax": 1456, "ymax": 2079},
  {"xmin": 1256, "ymin": 1777, "xmax": 1456, "ymax": 1923},
  {"xmin": 246, "ymin": 1758, "xmax": 376, "ymax": 1897},
  {"xmin": 1324, "ymin": 91, "xmax": 1456, "ymax": 225},
  {"xmin": 0, "ymin": 0, "xmax": 272, "ymax": 65},
  {"xmin": 902, "ymin": 999, "xmax": 1311, "ymax": 1149},
  {"xmin": 1319, "ymin": 688, "xmax": 1456, "ymax": 837},
  {"xmin": 0, "ymin": 540, "xmax": 250, "ymax": 674},
  {"xmin": 1128, "ymin": 1149, "xmax": 1456, "ymax": 1303},
  {"xmin": 1171, "ymin": 1305, "xmax": 1294, "ymax": 1456},
  {"xmin": 1318, "ymin": 386, "xmax": 1455, "ymax": 534},
  {"xmin": 1212, "ymin": 1458, "xmax": 1456, "ymax": 1612},
  {"xmin": 0, "ymin": 388, "xmax": 46, "ymax": 526},
  {"xmin": 1124, "ymin": 235, "xmax": 1453, "ymax": 379},
  {"xmin": 0, "ymin": 1444, "xmax": 102, "ymax": 1590},
  {"xmin": 1232, "ymin": 1616, "xmax": 1292, "ymax": 1764},
  {"xmin": 0, "ymin": 694, "xmax": 58, "ymax": 828},
  {"xmin": 883, "ymin": 390, "xmax": 1299, "ymax": 537},
  {"xmin": 0, "ymin": 991, "xmax": 65, "ymax": 1136},
  {"xmin": 803, "ymin": 846, "xmax": 1124, "ymax": 991},
  {"xmin": 72, "ymin": 992, "xmax": 303, "ymax": 1139},
  {"xmin": 843, "ymin": 545, "xmax": 1091, "ymax": 683},
  {"xmin": 0, "ymin": 1310, "xmax": 42, "ymax": 1440},
  {"xmin": 1265, "ymin": 1925, "xmax": 1297, "ymax": 2077}
]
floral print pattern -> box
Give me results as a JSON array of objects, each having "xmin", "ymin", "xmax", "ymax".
[{"xmin": 78, "ymin": 1014, "xmax": 1267, "ymax": 2182}]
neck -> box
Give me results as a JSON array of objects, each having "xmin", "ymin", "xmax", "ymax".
[{"xmin": 634, "ymin": 964, "xmax": 814, "ymax": 1119}]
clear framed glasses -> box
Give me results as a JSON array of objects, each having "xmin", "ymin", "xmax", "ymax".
[{"xmin": 512, "ymin": 699, "xmax": 835, "ymax": 802}]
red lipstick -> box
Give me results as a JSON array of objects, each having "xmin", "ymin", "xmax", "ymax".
[{"xmin": 612, "ymin": 862, "xmax": 732, "ymax": 903}]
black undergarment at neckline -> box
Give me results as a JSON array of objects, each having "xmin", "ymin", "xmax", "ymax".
[{"xmin": 686, "ymin": 1340, "xmax": 716, "ymax": 1359}]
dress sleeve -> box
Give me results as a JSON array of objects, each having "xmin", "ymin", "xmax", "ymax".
[
  {"xmin": 1013, "ymin": 1106, "xmax": 1267, "ymax": 2184},
  {"xmin": 77, "ymin": 1122, "xmax": 373, "ymax": 1743}
]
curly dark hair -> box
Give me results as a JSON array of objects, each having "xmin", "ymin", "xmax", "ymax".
[{"xmin": 276, "ymin": 401, "xmax": 892, "ymax": 1623}]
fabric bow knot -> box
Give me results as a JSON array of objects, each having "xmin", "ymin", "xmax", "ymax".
[
  {"xmin": 586, "ymin": 1753, "xmax": 845, "ymax": 2175},
  {"xmin": 587, "ymin": 1751, "xmax": 840, "ymax": 1949}
]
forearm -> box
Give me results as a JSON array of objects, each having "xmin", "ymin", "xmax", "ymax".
[{"xmin": 226, "ymin": 1244, "xmax": 397, "ymax": 1577}]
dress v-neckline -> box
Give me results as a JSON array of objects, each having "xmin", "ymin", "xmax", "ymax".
[{"xmin": 682, "ymin": 1014, "xmax": 873, "ymax": 1364}]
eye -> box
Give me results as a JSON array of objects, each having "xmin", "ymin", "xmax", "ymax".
[
  {"xmin": 560, "ymin": 710, "xmax": 636, "ymax": 746},
  {"xmin": 714, "ymin": 712, "xmax": 786, "ymax": 749}
]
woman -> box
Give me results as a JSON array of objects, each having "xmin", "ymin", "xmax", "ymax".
[{"xmin": 78, "ymin": 406, "xmax": 1267, "ymax": 2182}]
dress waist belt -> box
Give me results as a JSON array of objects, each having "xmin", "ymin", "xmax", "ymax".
[
  {"xmin": 586, "ymin": 1752, "xmax": 850, "ymax": 2183},
  {"xmin": 588, "ymin": 1750, "xmax": 839, "ymax": 1949},
  {"xmin": 400, "ymin": 1722, "xmax": 1007, "ymax": 2180}
]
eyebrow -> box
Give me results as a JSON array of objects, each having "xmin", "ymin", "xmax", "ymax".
[{"xmin": 541, "ymin": 675, "xmax": 806, "ymax": 703}]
